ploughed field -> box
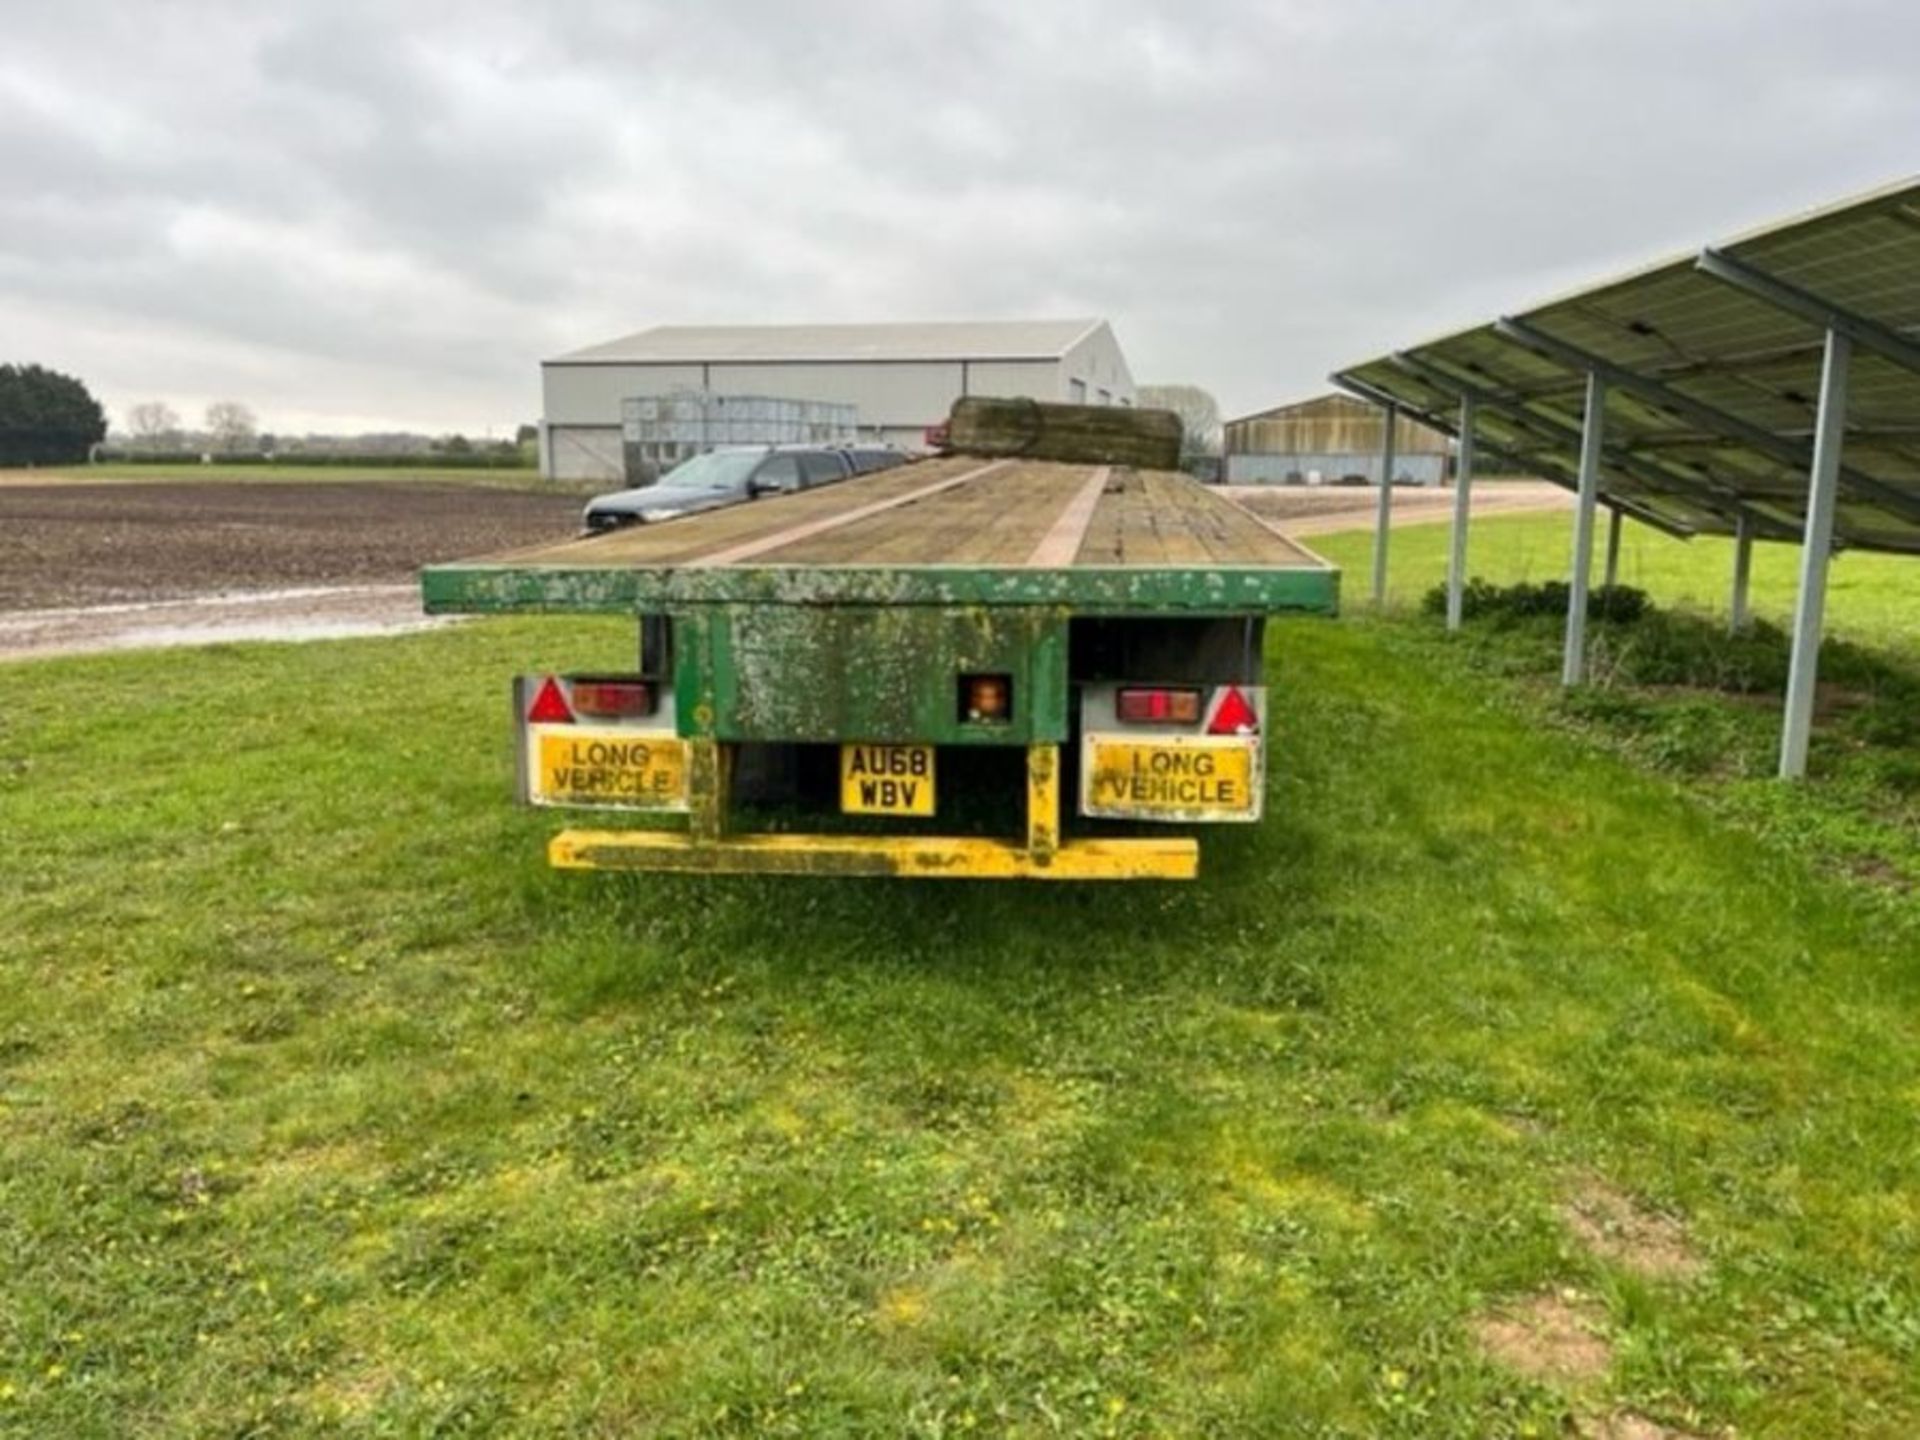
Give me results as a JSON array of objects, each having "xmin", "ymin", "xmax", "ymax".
[{"xmin": 0, "ymin": 481, "xmax": 582, "ymax": 609}]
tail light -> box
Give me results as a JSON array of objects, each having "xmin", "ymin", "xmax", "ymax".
[
  {"xmin": 526, "ymin": 676, "xmax": 574, "ymax": 724},
  {"xmin": 1207, "ymin": 686, "xmax": 1259, "ymax": 736},
  {"xmin": 960, "ymin": 673, "xmax": 1012, "ymax": 722},
  {"xmin": 570, "ymin": 679, "xmax": 655, "ymax": 718},
  {"xmin": 1116, "ymin": 687, "xmax": 1202, "ymax": 724}
]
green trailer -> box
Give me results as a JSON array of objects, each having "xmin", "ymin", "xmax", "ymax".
[{"xmin": 422, "ymin": 447, "xmax": 1338, "ymax": 880}]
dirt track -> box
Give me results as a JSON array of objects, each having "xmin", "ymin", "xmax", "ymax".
[{"xmin": 1225, "ymin": 481, "xmax": 1569, "ymax": 535}]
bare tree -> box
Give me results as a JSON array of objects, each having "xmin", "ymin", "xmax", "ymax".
[
  {"xmin": 204, "ymin": 401, "xmax": 258, "ymax": 454},
  {"xmin": 1136, "ymin": 384, "xmax": 1222, "ymax": 460},
  {"xmin": 127, "ymin": 401, "xmax": 182, "ymax": 447}
]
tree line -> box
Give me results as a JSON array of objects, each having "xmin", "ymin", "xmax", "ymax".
[
  {"xmin": 0, "ymin": 365, "xmax": 107, "ymax": 466},
  {"xmin": 3, "ymin": 368, "xmax": 538, "ymax": 466},
  {"xmin": 127, "ymin": 399, "xmax": 259, "ymax": 453},
  {"xmin": 0, "ymin": 368, "xmax": 259, "ymax": 466}
]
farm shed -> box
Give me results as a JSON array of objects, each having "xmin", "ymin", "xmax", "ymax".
[
  {"xmin": 1223, "ymin": 392, "xmax": 1451, "ymax": 485},
  {"xmin": 1333, "ymin": 174, "xmax": 1920, "ymax": 779},
  {"xmin": 540, "ymin": 319, "xmax": 1136, "ymax": 482}
]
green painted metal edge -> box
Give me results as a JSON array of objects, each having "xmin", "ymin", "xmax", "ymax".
[{"xmin": 421, "ymin": 563, "xmax": 1341, "ymax": 616}]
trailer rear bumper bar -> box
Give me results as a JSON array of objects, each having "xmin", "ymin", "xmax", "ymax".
[
  {"xmin": 544, "ymin": 743, "xmax": 1198, "ymax": 880},
  {"xmin": 549, "ymin": 830, "xmax": 1198, "ymax": 880}
]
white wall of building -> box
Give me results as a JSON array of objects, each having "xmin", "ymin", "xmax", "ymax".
[
  {"xmin": 540, "ymin": 358, "xmax": 1073, "ymax": 482},
  {"xmin": 543, "ymin": 364, "xmax": 706, "ymax": 425},
  {"xmin": 703, "ymin": 361, "xmax": 968, "ymax": 431},
  {"xmin": 1059, "ymin": 323, "xmax": 1136, "ymax": 408},
  {"xmin": 964, "ymin": 359, "xmax": 1062, "ymax": 403},
  {"xmin": 538, "ymin": 323, "xmax": 1136, "ymax": 482}
]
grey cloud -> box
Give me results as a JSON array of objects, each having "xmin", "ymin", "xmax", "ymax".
[{"xmin": 2, "ymin": 0, "xmax": 1917, "ymax": 433}]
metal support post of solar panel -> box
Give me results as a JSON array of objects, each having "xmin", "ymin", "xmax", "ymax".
[
  {"xmin": 1730, "ymin": 514, "xmax": 1755, "ymax": 634},
  {"xmin": 1372, "ymin": 402, "xmax": 1395, "ymax": 607},
  {"xmin": 1447, "ymin": 396, "xmax": 1475, "ymax": 632},
  {"xmin": 1332, "ymin": 175, "xmax": 1920, "ymax": 779},
  {"xmin": 1563, "ymin": 371, "xmax": 1607, "ymax": 687},
  {"xmin": 1781, "ymin": 329, "xmax": 1853, "ymax": 780}
]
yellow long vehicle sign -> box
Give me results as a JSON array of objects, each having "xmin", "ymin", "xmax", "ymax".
[{"xmin": 1082, "ymin": 736, "xmax": 1261, "ymax": 822}]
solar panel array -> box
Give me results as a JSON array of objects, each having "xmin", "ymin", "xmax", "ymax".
[{"xmin": 1334, "ymin": 178, "xmax": 1920, "ymax": 553}]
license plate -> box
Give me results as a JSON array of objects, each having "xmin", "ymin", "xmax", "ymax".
[
  {"xmin": 531, "ymin": 729, "xmax": 689, "ymax": 811},
  {"xmin": 840, "ymin": 744, "xmax": 935, "ymax": 815},
  {"xmin": 1083, "ymin": 736, "xmax": 1259, "ymax": 821}
]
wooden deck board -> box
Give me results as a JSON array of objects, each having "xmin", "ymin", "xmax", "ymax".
[
  {"xmin": 471, "ymin": 455, "xmax": 1319, "ymax": 575},
  {"xmin": 1074, "ymin": 471, "xmax": 1312, "ymax": 569},
  {"xmin": 1075, "ymin": 470, "xmax": 1166, "ymax": 565},
  {"xmin": 494, "ymin": 454, "xmax": 983, "ymax": 568},
  {"xmin": 759, "ymin": 461, "xmax": 1096, "ymax": 566}
]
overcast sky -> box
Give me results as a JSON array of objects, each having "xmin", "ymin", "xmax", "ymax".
[{"xmin": 4, "ymin": 0, "xmax": 1917, "ymax": 436}]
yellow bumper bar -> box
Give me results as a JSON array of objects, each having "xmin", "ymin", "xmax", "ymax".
[{"xmin": 550, "ymin": 829, "xmax": 1198, "ymax": 880}]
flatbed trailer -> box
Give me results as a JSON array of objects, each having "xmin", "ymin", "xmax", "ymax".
[{"xmin": 422, "ymin": 452, "xmax": 1338, "ymax": 880}]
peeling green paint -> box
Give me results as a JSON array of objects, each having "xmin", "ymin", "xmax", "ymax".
[
  {"xmin": 679, "ymin": 604, "xmax": 1064, "ymax": 745},
  {"xmin": 421, "ymin": 563, "xmax": 1340, "ymax": 617}
]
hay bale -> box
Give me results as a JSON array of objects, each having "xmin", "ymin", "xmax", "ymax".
[{"xmin": 945, "ymin": 397, "xmax": 1182, "ymax": 470}]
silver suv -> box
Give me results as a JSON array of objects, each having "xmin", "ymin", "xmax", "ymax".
[{"xmin": 583, "ymin": 445, "xmax": 890, "ymax": 532}]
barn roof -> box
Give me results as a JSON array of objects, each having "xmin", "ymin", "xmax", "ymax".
[
  {"xmin": 548, "ymin": 319, "xmax": 1107, "ymax": 366},
  {"xmin": 1227, "ymin": 391, "xmax": 1423, "ymax": 428}
]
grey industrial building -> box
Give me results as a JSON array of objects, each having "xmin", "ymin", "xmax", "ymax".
[
  {"xmin": 1224, "ymin": 392, "xmax": 1452, "ymax": 485},
  {"xmin": 539, "ymin": 319, "xmax": 1136, "ymax": 482}
]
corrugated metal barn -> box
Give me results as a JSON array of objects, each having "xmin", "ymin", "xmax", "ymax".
[
  {"xmin": 1224, "ymin": 392, "xmax": 1451, "ymax": 485},
  {"xmin": 540, "ymin": 319, "xmax": 1136, "ymax": 482}
]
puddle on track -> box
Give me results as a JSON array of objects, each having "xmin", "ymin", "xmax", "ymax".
[{"xmin": 0, "ymin": 584, "xmax": 460, "ymax": 661}]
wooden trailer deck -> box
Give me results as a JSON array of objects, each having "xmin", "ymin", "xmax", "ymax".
[{"xmin": 422, "ymin": 458, "xmax": 1338, "ymax": 615}]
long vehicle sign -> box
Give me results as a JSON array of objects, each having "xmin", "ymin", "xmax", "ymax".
[
  {"xmin": 534, "ymin": 731, "xmax": 688, "ymax": 808},
  {"xmin": 1081, "ymin": 735, "xmax": 1262, "ymax": 822},
  {"xmin": 515, "ymin": 674, "xmax": 690, "ymax": 813}
]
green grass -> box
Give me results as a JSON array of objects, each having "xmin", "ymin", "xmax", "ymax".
[
  {"xmin": 1313, "ymin": 514, "xmax": 1920, "ymax": 893},
  {"xmin": 1313, "ymin": 511, "xmax": 1920, "ymax": 655},
  {"xmin": 5, "ymin": 618, "xmax": 1920, "ymax": 1435}
]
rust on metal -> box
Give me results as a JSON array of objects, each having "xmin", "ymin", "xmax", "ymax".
[
  {"xmin": 686, "ymin": 738, "xmax": 730, "ymax": 841},
  {"xmin": 548, "ymin": 828, "xmax": 1199, "ymax": 880},
  {"xmin": 1026, "ymin": 744, "xmax": 1060, "ymax": 859}
]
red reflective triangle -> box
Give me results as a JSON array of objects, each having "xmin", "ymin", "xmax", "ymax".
[
  {"xmin": 526, "ymin": 676, "xmax": 574, "ymax": 724},
  {"xmin": 1208, "ymin": 685, "xmax": 1259, "ymax": 735}
]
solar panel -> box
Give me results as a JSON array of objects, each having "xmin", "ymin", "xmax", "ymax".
[{"xmin": 1333, "ymin": 177, "xmax": 1920, "ymax": 554}]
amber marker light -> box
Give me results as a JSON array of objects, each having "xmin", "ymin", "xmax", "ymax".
[
  {"xmin": 569, "ymin": 679, "xmax": 655, "ymax": 718},
  {"xmin": 961, "ymin": 673, "xmax": 1013, "ymax": 722}
]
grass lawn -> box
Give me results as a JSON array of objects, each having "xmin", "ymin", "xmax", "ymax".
[
  {"xmin": 1313, "ymin": 512, "xmax": 1920, "ymax": 894},
  {"xmin": 6, "ymin": 617, "xmax": 1920, "ymax": 1436},
  {"xmin": 1312, "ymin": 511, "xmax": 1920, "ymax": 655}
]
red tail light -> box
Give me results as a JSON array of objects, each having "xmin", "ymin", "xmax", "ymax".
[
  {"xmin": 526, "ymin": 676, "xmax": 574, "ymax": 724},
  {"xmin": 1207, "ymin": 686, "xmax": 1259, "ymax": 736},
  {"xmin": 1116, "ymin": 687, "xmax": 1202, "ymax": 724},
  {"xmin": 570, "ymin": 679, "xmax": 655, "ymax": 718}
]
